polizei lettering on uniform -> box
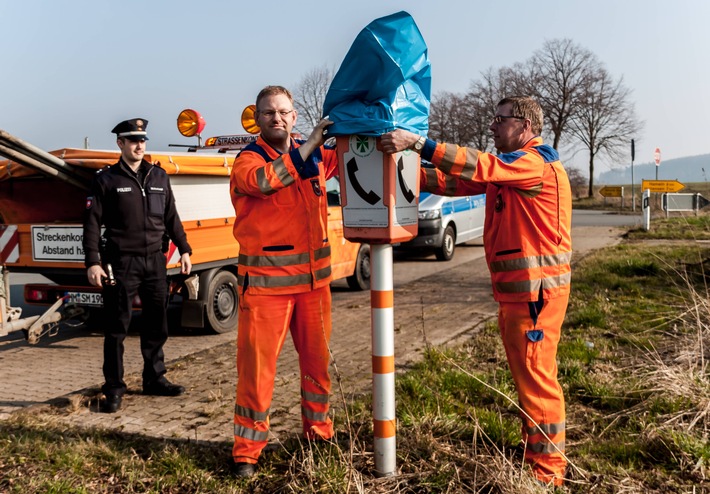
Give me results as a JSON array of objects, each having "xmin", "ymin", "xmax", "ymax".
[{"xmin": 116, "ymin": 187, "xmax": 132, "ymax": 192}]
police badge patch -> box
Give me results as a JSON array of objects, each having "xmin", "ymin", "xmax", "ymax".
[
  {"xmin": 310, "ymin": 179, "xmax": 322, "ymax": 196},
  {"xmin": 86, "ymin": 196, "xmax": 93, "ymax": 209}
]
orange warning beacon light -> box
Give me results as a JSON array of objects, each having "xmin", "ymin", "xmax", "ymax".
[
  {"xmin": 241, "ymin": 105, "xmax": 260, "ymax": 134},
  {"xmin": 177, "ymin": 109, "xmax": 206, "ymax": 138}
]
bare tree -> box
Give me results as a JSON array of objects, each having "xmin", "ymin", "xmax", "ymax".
[
  {"xmin": 292, "ymin": 65, "xmax": 335, "ymax": 136},
  {"xmin": 528, "ymin": 39, "xmax": 600, "ymax": 150},
  {"xmin": 568, "ymin": 68, "xmax": 643, "ymax": 197},
  {"xmin": 428, "ymin": 91, "xmax": 487, "ymax": 149}
]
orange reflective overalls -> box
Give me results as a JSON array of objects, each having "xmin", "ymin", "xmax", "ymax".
[
  {"xmin": 421, "ymin": 136, "xmax": 572, "ymax": 485},
  {"xmin": 229, "ymin": 136, "xmax": 339, "ymax": 464}
]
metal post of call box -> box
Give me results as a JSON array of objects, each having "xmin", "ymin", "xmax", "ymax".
[{"xmin": 336, "ymin": 135, "xmax": 420, "ymax": 477}]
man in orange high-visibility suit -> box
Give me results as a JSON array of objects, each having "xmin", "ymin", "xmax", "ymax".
[
  {"xmin": 228, "ymin": 85, "xmax": 339, "ymax": 478},
  {"xmin": 381, "ymin": 96, "xmax": 572, "ymax": 487}
]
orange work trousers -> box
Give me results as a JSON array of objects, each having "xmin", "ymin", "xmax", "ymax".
[
  {"xmin": 232, "ymin": 285, "xmax": 334, "ymax": 464},
  {"xmin": 498, "ymin": 293, "xmax": 569, "ymax": 486}
]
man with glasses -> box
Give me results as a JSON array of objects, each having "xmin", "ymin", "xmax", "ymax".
[
  {"xmin": 381, "ymin": 96, "xmax": 572, "ymax": 487},
  {"xmin": 228, "ymin": 86, "xmax": 338, "ymax": 477},
  {"xmin": 83, "ymin": 118, "xmax": 192, "ymax": 414}
]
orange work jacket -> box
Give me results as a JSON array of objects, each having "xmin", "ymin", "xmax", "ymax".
[
  {"xmin": 421, "ymin": 136, "xmax": 572, "ymax": 302},
  {"xmin": 230, "ymin": 136, "xmax": 339, "ymax": 295}
]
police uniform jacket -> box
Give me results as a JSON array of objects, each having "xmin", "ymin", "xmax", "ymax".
[{"xmin": 83, "ymin": 158, "xmax": 191, "ymax": 267}]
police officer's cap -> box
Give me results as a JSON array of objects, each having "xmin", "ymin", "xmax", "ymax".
[{"xmin": 111, "ymin": 118, "xmax": 149, "ymax": 140}]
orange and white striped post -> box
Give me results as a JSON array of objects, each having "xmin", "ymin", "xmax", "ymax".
[{"xmin": 370, "ymin": 243, "xmax": 396, "ymax": 476}]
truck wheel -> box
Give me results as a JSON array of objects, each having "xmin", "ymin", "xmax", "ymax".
[
  {"xmin": 346, "ymin": 244, "xmax": 371, "ymax": 291},
  {"xmin": 205, "ymin": 270, "xmax": 239, "ymax": 334},
  {"xmin": 435, "ymin": 224, "xmax": 456, "ymax": 261}
]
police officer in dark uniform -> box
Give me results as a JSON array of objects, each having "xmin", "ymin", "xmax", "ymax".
[{"xmin": 83, "ymin": 118, "xmax": 192, "ymax": 413}]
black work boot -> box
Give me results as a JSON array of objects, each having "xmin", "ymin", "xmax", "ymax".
[
  {"xmin": 231, "ymin": 461, "xmax": 256, "ymax": 478},
  {"xmin": 143, "ymin": 377, "xmax": 185, "ymax": 396},
  {"xmin": 100, "ymin": 393, "xmax": 122, "ymax": 413}
]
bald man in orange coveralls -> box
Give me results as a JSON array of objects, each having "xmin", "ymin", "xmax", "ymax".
[{"xmin": 381, "ymin": 95, "xmax": 572, "ymax": 487}]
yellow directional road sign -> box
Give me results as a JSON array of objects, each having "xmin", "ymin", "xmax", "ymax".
[
  {"xmin": 641, "ymin": 180, "xmax": 685, "ymax": 193},
  {"xmin": 599, "ymin": 186, "xmax": 623, "ymax": 198}
]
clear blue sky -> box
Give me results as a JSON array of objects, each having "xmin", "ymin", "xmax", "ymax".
[{"xmin": 1, "ymin": 0, "xmax": 707, "ymax": 177}]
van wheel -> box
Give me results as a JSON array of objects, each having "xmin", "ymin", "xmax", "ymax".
[
  {"xmin": 347, "ymin": 244, "xmax": 371, "ymax": 291},
  {"xmin": 435, "ymin": 225, "xmax": 456, "ymax": 261},
  {"xmin": 205, "ymin": 270, "xmax": 239, "ymax": 334}
]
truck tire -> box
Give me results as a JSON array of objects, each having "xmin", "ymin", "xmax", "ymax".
[
  {"xmin": 204, "ymin": 270, "xmax": 239, "ymax": 334},
  {"xmin": 435, "ymin": 224, "xmax": 456, "ymax": 261},
  {"xmin": 346, "ymin": 244, "xmax": 371, "ymax": 291}
]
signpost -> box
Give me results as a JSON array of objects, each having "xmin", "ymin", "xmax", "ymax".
[
  {"xmin": 599, "ymin": 186, "xmax": 624, "ymax": 208},
  {"xmin": 640, "ymin": 179, "xmax": 684, "ymax": 193},
  {"xmin": 654, "ymin": 147, "xmax": 661, "ymax": 180},
  {"xmin": 599, "ymin": 186, "xmax": 623, "ymax": 198}
]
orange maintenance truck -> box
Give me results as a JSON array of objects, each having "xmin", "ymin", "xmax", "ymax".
[{"xmin": 0, "ymin": 109, "xmax": 370, "ymax": 343}]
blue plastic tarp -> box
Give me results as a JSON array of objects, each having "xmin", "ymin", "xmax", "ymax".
[{"xmin": 322, "ymin": 11, "xmax": 431, "ymax": 137}]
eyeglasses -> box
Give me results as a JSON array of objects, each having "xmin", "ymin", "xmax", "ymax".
[
  {"xmin": 492, "ymin": 115, "xmax": 526, "ymax": 124},
  {"xmin": 258, "ymin": 109, "xmax": 295, "ymax": 118}
]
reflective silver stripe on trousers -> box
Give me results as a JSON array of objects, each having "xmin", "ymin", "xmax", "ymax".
[
  {"xmin": 301, "ymin": 406, "xmax": 329, "ymax": 422},
  {"xmin": 490, "ymin": 252, "xmax": 572, "ymax": 273},
  {"xmin": 256, "ymin": 157, "xmax": 294, "ymax": 195},
  {"xmin": 495, "ymin": 271, "xmax": 571, "ymax": 294},
  {"xmin": 302, "ymin": 389, "xmax": 330, "ymax": 404},
  {"xmin": 234, "ymin": 423, "xmax": 270, "ymax": 442},
  {"xmin": 528, "ymin": 439, "xmax": 565, "ymax": 454},
  {"xmin": 234, "ymin": 404, "xmax": 269, "ymax": 422},
  {"xmin": 527, "ymin": 421, "xmax": 565, "ymax": 436}
]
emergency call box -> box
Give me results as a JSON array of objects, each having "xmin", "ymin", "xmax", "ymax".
[{"xmin": 336, "ymin": 135, "xmax": 420, "ymax": 244}]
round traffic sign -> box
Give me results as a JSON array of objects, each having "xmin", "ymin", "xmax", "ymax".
[{"xmin": 654, "ymin": 147, "xmax": 661, "ymax": 166}]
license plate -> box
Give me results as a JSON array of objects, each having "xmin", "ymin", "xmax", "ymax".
[{"xmin": 66, "ymin": 291, "xmax": 103, "ymax": 306}]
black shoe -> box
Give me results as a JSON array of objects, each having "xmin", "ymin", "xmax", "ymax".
[
  {"xmin": 100, "ymin": 394, "xmax": 122, "ymax": 413},
  {"xmin": 231, "ymin": 461, "xmax": 256, "ymax": 478},
  {"xmin": 143, "ymin": 378, "xmax": 185, "ymax": 397}
]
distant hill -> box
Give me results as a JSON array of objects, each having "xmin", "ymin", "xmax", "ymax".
[{"xmin": 597, "ymin": 153, "xmax": 710, "ymax": 184}]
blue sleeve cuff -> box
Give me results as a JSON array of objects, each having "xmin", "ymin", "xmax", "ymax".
[
  {"xmin": 421, "ymin": 139, "xmax": 436, "ymax": 162},
  {"xmin": 289, "ymin": 148, "xmax": 305, "ymax": 172}
]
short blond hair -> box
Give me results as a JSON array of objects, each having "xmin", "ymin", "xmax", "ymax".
[
  {"xmin": 498, "ymin": 96, "xmax": 544, "ymax": 135},
  {"xmin": 256, "ymin": 85, "xmax": 293, "ymax": 111}
]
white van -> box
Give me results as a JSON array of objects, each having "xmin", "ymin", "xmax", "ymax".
[{"xmin": 396, "ymin": 191, "xmax": 486, "ymax": 261}]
